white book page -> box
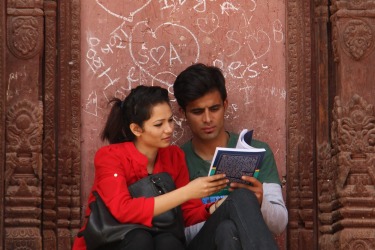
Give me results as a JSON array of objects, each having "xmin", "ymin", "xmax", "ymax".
[{"xmin": 235, "ymin": 129, "xmax": 264, "ymax": 152}]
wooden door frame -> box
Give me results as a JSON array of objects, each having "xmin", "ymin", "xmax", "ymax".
[
  {"xmin": 5, "ymin": 0, "xmax": 367, "ymax": 249},
  {"xmin": 0, "ymin": 1, "xmax": 81, "ymax": 249}
]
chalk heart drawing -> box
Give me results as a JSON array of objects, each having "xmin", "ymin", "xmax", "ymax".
[
  {"xmin": 129, "ymin": 21, "xmax": 200, "ymax": 85},
  {"xmin": 247, "ymin": 30, "xmax": 271, "ymax": 60},
  {"xmin": 96, "ymin": 0, "xmax": 151, "ymax": 22},
  {"xmin": 196, "ymin": 13, "xmax": 219, "ymax": 34},
  {"xmin": 150, "ymin": 46, "xmax": 166, "ymax": 65}
]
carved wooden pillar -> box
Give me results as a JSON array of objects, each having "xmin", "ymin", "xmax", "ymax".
[
  {"xmin": 313, "ymin": 0, "xmax": 337, "ymax": 249},
  {"xmin": 55, "ymin": 1, "xmax": 81, "ymax": 248},
  {"xmin": 43, "ymin": 1, "xmax": 58, "ymax": 249},
  {"xmin": 0, "ymin": 1, "xmax": 5, "ymax": 248},
  {"xmin": 2, "ymin": 0, "xmax": 81, "ymax": 249},
  {"xmin": 317, "ymin": 1, "xmax": 375, "ymax": 249},
  {"xmin": 5, "ymin": 1, "xmax": 44, "ymax": 249},
  {"xmin": 286, "ymin": 0, "xmax": 315, "ymax": 248}
]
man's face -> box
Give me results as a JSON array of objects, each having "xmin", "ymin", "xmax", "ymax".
[{"xmin": 184, "ymin": 90, "xmax": 227, "ymax": 141}]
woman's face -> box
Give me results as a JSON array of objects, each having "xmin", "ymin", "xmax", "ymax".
[{"xmin": 136, "ymin": 102, "xmax": 174, "ymax": 150}]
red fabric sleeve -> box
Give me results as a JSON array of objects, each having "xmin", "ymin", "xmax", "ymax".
[
  {"xmin": 167, "ymin": 146, "xmax": 211, "ymax": 226},
  {"xmin": 93, "ymin": 146, "xmax": 155, "ymax": 227}
]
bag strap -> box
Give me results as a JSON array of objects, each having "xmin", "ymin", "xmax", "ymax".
[
  {"xmin": 150, "ymin": 175, "xmax": 169, "ymax": 194},
  {"xmin": 92, "ymin": 190, "xmax": 100, "ymax": 199}
]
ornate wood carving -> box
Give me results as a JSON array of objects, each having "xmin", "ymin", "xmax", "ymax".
[
  {"xmin": 287, "ymin": 1, "xmax": 375, "ymax": 249},
  {"xmin": 6, "ymin": 15, "xmax": 43, "ymax": 59},
  {"xmin": 316, "ymin": 0, "xmax": 375, "ymax": 249},
  {"xmin": 43, "ymin": 1, "xmax": 57, "ymax": 249},
  {"xmin": 318, "ymin": 95, "xmax": 375, "ymax": 249},
  {"xmin": 5, "ymin": 100, "xmax": 43, "ymax": 249},
  {"xmin": 0, "ymin": 0, "xmax": 5, "ymax": 248},
  {"xmin": 1, "ymin": 0, "xmax": 374, "ymax": 249},
  {"xmin": 286, "ymin": 0, "xmax": 315, "ymax": 248},
  {"xmin": 5, "ymin": 1, "xmax": 44, "ymax": 248},
  {"xmin": 2, "ymin": 0, "xmax": 81, "ymax": 249},
  {"xmin": 55, "ymin": 1, "xmax": 81, "ymax": 248}
]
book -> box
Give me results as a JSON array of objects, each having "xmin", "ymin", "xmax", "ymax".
[{"xmin": 202, "ymin": 129, "xmax": 265, "ymax": 204}]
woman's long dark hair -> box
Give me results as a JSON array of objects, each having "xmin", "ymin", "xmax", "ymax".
[{"xmin": 101, "ymin": 85, "xmax": 170, "ymax": 144}]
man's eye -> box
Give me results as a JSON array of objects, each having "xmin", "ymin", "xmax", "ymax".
[
  {"xmin": 210, "ymin": 106, "xmax": 220, "ymax": 111},
  {"xmin": 191, "ymin": 110, "xmax": 203, "ymax": 115}
]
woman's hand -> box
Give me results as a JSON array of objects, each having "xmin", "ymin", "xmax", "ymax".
[
  {"xmin": 229, "ymin": 176, "xmax": 263, "ymax": 205},
  {"xmin": 185, "ymin": 174, "xmax": 228, "ymax": 200}
]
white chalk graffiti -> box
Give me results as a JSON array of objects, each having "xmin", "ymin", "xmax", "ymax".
[
  {"xmin": 220, "ymin": 2, "xmax": 239, "ymax": 15},
  {"xmin": 95, "ymin": 0, "xmax": 151, "ymax": 22},
  {"xmin": 129, "ymin": 21, "xmax": 200, "ymax": 86},
  {"xmin": 83, "ymin": 0, "xmax": 287, "ymax": 144},
  {"xmin": 273, "ymin": 19, "xmax": 284, "ymax": 43},
  {"xmin": 7, "ymin": 67, "xmax": 28, "ymax": 100},
  {"xmin": 196, "ymin": 12, "xmax": 219, "ymax": 34},
  {"xmin": 213, "ymin": 60, "xmax": 260, "ymax": 79},
  {"xmin": 247, "ymin": 29, "xmax": 271, "ymax": 60},
  {"xmin": 84, "ymin": 90, "xmax": 99, "ymax": 116},
  {"xmin": 194, "ymin": 0, "xmax": 206, "ymax": 13}
]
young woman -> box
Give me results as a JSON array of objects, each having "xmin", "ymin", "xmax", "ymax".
[{"xmin": 73, "ymin": 85, "xmax": 227, "ymax": 250}]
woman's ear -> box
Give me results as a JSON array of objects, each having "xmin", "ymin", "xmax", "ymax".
[{"xmin": 130, "ymin": 123, "xmax": 143, "ymax": 136}]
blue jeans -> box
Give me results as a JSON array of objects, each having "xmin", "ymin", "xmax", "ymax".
[{"xmin": 187, "ymin": 188, "xmax": 278, "ymax": 250}]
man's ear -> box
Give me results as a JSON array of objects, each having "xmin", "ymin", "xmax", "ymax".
[
  {"xmin": 223, "ymin": 98, "xmax": 229, "ymax": 111},
  {"xmin": 130, "ymin": 123, "xmax": 142, "ymax": 136}
]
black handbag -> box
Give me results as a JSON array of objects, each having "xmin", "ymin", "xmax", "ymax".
[{"xmin": 77, "ymin": 172, "xmax": 185, "ymax": 250}]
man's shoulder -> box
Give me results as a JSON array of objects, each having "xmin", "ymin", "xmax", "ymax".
[
  {"xmin": 227, "ymin": 132, "xmax": 239, "ymax": 147},
  {"xmin": 179, "ymin": 139, "xmax": 192, "ymax": 152},
  {"xmin": 251, "ymin": 138, "xmax": 272, "ymax": 150}
]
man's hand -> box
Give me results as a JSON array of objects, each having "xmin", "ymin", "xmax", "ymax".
[{"xmin": 229, "ymin": 176, "xmax": 263, "ymax": 205}]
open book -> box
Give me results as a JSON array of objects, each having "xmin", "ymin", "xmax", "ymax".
[{"xmin": 202, "ymin": 129, "xmax": 265, "ymax": 204}]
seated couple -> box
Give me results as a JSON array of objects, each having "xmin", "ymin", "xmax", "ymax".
[{"xmin": 73, "ymin": 63, "xmax": 287, "ymax": 250}]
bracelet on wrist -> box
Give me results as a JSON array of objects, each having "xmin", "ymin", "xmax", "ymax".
[{"xmin": 214, "ymin": 200, "xmax": 220, "ymax": 210}]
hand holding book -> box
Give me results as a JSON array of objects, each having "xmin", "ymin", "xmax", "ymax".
[
  {"xmin": 208, "ymin": 129, "xmax": 265, "ymax": 184},
  {"xmin": 203, "ymin": 129, "xmax": 265, "ymax": 203}
]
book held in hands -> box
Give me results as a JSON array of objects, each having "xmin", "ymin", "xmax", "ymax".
[{"xmin": 202, "ymin": 129, "xmax": 265, "ymax": 204}]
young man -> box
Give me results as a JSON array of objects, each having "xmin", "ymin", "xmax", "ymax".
[{"xmin": 173, "ymin": 63, "xmax": 288, "ymax": 243}]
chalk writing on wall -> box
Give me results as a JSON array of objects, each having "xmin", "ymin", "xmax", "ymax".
[{"xmin": 83, "ymin": 0, "xmax": 286, "ymax": 145}]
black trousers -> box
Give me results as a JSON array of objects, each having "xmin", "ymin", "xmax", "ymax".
[
  {"xmin": 187, "ymin": 188, "xmax": 279, "ymax": 250},
  {"xmin": 99, "ymin": 229, "xmax": 185, "ymax": 250}
]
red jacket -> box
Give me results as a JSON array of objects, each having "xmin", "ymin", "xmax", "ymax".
[{"xmin": 73, "ymin": 142, "xmax": 210, "ymax": 250}]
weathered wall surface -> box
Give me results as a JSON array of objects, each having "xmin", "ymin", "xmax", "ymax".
[{"xmin": 80, "ymin": 0, "xmax": 286, "ymax": 238}]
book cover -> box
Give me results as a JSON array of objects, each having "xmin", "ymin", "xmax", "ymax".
[
  {"xmin": 209, "ymin": 147, "xmax": 265, "ymax": 184},
  {"xmin": 202, "ymin": 129, "xmax": 265, "ymax": 203}
]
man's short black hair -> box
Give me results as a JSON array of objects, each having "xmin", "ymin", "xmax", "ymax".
[{"xmin": 173, "ymin": 63, "xmax": 227, "ymax": 110}]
